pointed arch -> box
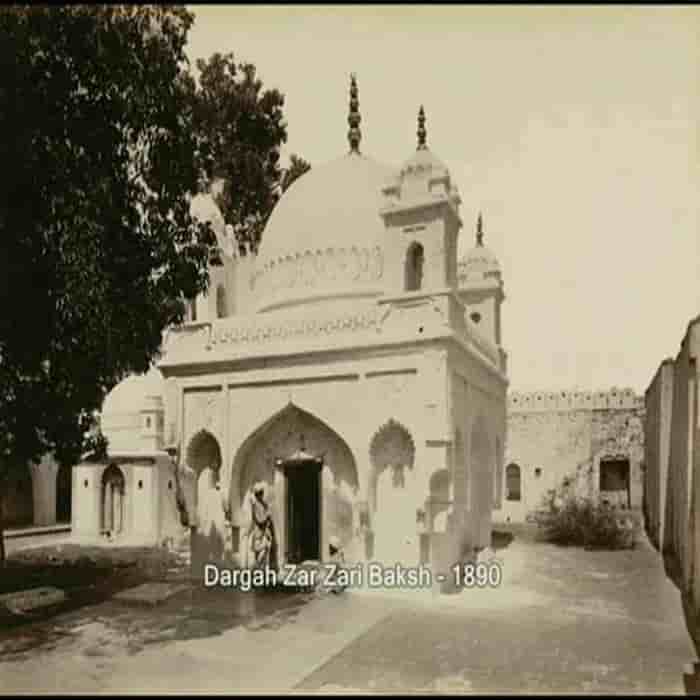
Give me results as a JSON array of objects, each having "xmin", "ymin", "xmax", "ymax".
[
  {"xmin": 368, "ymin": 418, "xmax": 418, "ymax": 564},
  {"xmin": 231, "ymin": 401, "xmax": 360, "ymax": 562},
  {"xmin": 232, "ymin": 402, "xmax": 358, "ymax": 499},
  {"xmin": 369, "ymin": 418, "xmax": 415, "ymax": 470},
  {"xmin": 101, "ymin": 463, "xmax": 125, "ymax": 534},
  {"xmin": 186, "ymin": 429, "xmax": 222, "ymax": 482}
]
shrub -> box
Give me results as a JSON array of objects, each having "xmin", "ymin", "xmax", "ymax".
[{"xmin": 539, "ymin": 495, "xmax": 634, "ymax": 550}]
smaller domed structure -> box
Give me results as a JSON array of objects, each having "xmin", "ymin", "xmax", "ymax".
[
  {"xmin": 382, "ymin": 105, "xmax": 461, "ymax": 213},
  {"xmin": 100, "ymin": 367, "xmax": 165, "ymax": 453},
  {"xmin": 459, "ymin": 213, "xmax": 501, "ymax": 283}
]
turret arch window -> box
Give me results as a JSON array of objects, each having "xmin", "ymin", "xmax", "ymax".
[{"xmin": 404, "ymin": 242, "xmax": 424, "ymax": 292}]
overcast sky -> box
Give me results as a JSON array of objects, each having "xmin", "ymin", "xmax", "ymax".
[{"xmin": 185, "ymin": 5, "xmax": 699, "ymax": 395}]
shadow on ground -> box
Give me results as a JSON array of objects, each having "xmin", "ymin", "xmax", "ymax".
[
  {"xmin": 0, "ymin": 578, "xmax": 321, "ymax": 663},
  {"xmin": 491, "ymin": 529, "xmax": 515, "ymax": 550},
  {"xmin": 0, "ymin": 545, "xmax": 182, "ymax": 630}
]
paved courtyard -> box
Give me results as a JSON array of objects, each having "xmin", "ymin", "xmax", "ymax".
[{"xmin": 0, "ymin": 526, "xmax": 697, "ymax": 694}]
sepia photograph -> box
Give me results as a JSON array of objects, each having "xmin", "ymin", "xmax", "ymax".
[{"xmin": 0, "ymin": 3, "xmax": 698, "ymax": 695}]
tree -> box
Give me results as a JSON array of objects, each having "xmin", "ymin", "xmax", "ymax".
[
  {"xmin": 0, "ymin": 6, "xmax": 217, "ymax": 562},
  {"xmin": 281, "ymin": 154, "xmax": 312, "ymax": 194},
  {"xmin": 190, "ymin": 52, "xmax": 311, "ymax": 255}
]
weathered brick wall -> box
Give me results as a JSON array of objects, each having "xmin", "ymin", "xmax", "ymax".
[{"xmin": 495, "ymin": 389, "xmax": 645, "ymax": 523}]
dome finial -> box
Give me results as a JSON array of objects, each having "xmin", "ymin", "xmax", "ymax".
[
  {"xmin": 476, "ymin": 212, "xmax": 484, "ymax": 246},
  {"xmin": 417, "ymin": 105, "xmax": 427, "ymax": 150},
  {"xmin": 348, "ymin": 73, "xmax": 361, "ymax": 154}
]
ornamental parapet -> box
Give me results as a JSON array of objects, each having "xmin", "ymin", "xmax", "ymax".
[
  {"xmin": 160, "ymin": 292, "xmax": 504, "ymax": 376},
  {"xmin": 509, "ymin": 388, "xmax": 643, "ymax": 413}
]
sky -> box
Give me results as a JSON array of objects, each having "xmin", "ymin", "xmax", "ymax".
[{"xmin": 185, "ymin": 5, "xmax": 699, "ymax": 396}]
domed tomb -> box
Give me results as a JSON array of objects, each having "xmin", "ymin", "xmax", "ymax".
[
  {"xmin": 253, "ymin": 75, "xmax": 393, "ymax": 313},
  {"xmin": 253, "ymin": 153, "xmax": 393, "ymax": 313}
]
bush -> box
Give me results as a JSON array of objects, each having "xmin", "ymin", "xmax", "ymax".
[{"xmin": 540, "ymin": 495, "xmax": 635, "ymax": 550}]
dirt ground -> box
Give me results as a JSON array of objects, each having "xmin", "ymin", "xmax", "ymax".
[{"xmin": 0, "ymin": 524, "xmax": 697, "ymax": 694}]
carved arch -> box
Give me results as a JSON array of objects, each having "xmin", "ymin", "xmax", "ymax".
[
  {"xmin": 186, "ymin": 429, "xmax": 222, "ymax": 479},
  {"xmin": 369, "ymin": 418, "xmax": 416, "ymax": 469},
  {"xmin": 231, "ymin": 402, "xmax": 359, "ymax": 522}
]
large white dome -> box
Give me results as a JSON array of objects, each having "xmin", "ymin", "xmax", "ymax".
[{"xmin": 253, "ymin": 153, "xmax": 393, "ymax": 312}]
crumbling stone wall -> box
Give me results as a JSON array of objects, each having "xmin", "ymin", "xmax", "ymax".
[{"xmin": 495, "ymin": 388, "xmax": 645, "ymax": 523}]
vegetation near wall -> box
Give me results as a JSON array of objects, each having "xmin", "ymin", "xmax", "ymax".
[{"xmin": 538, "ymin": 489, "xmax": 636, "ymax": 550}]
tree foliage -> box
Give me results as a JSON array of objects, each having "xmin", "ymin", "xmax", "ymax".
[
  {"xmin": 281, "ymin": 154, "xmax": 312, "ymax": 194},
  {"xmin": 0, "ymin": 5, "xmax": 216, "ymax": 483},
  {"xmin": 189, "ymin": 52, "xmax": 310, "ymax": 255}
]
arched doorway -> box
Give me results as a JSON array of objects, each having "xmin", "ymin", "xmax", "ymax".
[
  {"xmin": 186, "ymin": 429, "xmax": 223, "ymax": 527},
  {"xmin": 369, "ymin": 419, "xmax": 416, "ymax": 564},
  {"xmin": 186, "ymin": 430, "xmax": 225, "ymax": 570},
  {"xmin": 505, "ymin": 463, "xmax": 522, "ymax": 502},
  {"xmin": 101, "ymin": 464, "xmax": 125, "ymax": 535},
  {"xmin": 56, "ymin": 463, "xmax": 72, "ymax": 523},
  {"xmin": 233, "ymin": 403, "xmax": 358, "ymax": 566}
]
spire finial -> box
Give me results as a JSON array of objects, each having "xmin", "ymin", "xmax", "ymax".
[
  {"xmin": 417, "ymin": 105, "xmax": 427, "ymax": 150},
  {"xmin": 347, "ymin": 73, "xmax": 361, "ymax": 154},
  {"xmin": 476, "ymin": 212, "xmax": 484, "ymax": 246}
]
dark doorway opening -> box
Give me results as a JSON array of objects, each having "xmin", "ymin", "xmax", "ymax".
[
  {"xmin": 599, "ymin": 458, "xmax": 630, "ymax": 509},
  {"xmin": 56, "ymin": 464, "xmax": 72, "ymax": 523},
  {"xmin": 286, "ymin": 463, "xmax": 321, "ymax": 564},
  {"xmin": 505, "ymin": 463, "xmax": 521, "ymax": 501}
]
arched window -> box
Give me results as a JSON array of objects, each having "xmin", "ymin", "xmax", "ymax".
[
  {"xmin": 505, "ymin": 463, "xmax": 521, "ymax": 501},
  {"xmin": 216, "ymin": 284, "xmax": 227, "ymax": 319},
  {"xmin": 101, "ymin": 464, "xmax": 126, "ymax": 534},
  {"xmin": 404, "ymin": 242, "xmax": 424, "ymax": 292}
]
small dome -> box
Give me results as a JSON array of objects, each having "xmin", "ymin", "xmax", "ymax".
[
  {"xmin": 253, "ymin": 153, "xmax": 394, "ymax": 312},
  {"xmin": 101, "ymin": 367, "xmax": 164, "ymax": 417},
  {"xmin": 459, "ymin": 213, "xmax": 501, "ymax": 282},
  {"xmin": 100, "ymin": 367, "xmax": 164, "ymax": 453},
  {"xmin": 399, "ymin": 146, "xmax": 450, "ymax": 180},
  {"xmin": 383, "ymin": 108, "xmax": 460, "ymax": 210}
]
